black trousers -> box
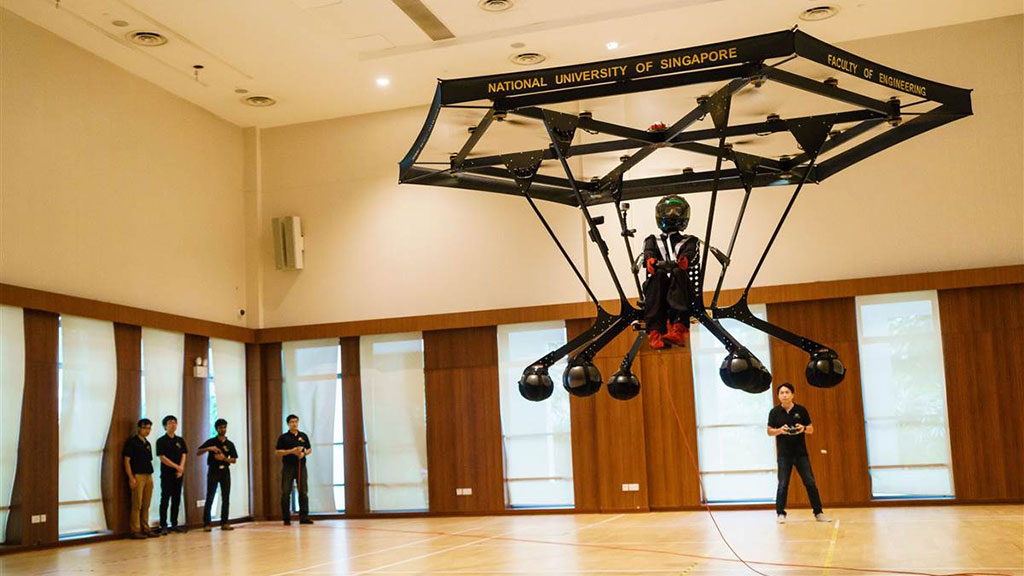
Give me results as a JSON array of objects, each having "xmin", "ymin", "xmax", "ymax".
[
  {"xmin": 159, "ymin": 474, "xmax": 183, "ymax": 528},
  {"xmin": 281, "ymin": 464, "xmax": 309, "ymax": 520},
  {"xmin": 642, "ymin": 271, "xmax": 692, "ymax": 333},
  {"xmin": 776, "ymin": 454, "xmax": 823, "ymax": 515},
  {"xmin": 203, "ymin": 469, "xmax": 231, "ymax": 526}
]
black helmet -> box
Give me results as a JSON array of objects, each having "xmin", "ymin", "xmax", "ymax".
[{"xmin": 656, "ymin": 195, "xmax": 690, "ymax": 232}]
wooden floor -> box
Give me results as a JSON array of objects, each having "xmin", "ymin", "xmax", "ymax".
[{"xmin": 2, "ymin": 506, "xmax": 1021, "ymax": 575}]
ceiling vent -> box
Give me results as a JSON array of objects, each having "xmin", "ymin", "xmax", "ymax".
[
  {"xmin": 479, "ymin": 0, "xmax": 514, "ymax": 12},
  {"xmin": 127, "ymin": 31, "xmax": 168, "ymax": 47},
  {"xmin": 800, "ymin": 6, "xmax": 839, "ymax": 21},
  {"xmin": 243, "ymin": 95, "xmax": 276, "ymax": 107},
  {"xmin": 509, "ymin": 52, "xmax": 546, "ymax": 66}
]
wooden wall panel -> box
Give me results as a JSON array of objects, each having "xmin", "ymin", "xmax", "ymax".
[
  {"xmin": 0, "ymin": 284, "xmax": 252, "ymax": 342},
  {"xmin": 2, "ymin": 265, "xmax": 1020, "ymax": 346},
  {"xmin": 340, "ymin": 337, "xmax": 368, "ymax": 515},
  {"xmin": 767, "ymin": 298, "xmax": 872, "ymax": 507},
  {"xmin": 245, "ymin": 343, "xmax": 266, "ymax": 519},
  {"xmin": 182, "ymin": 335, "xmax": 210, "ymax": 526},
  {"xmin": 939, "ymin": 285, "xmax": 1024, "ymax": 502},
  {"xmin": 101, "ymin": 324, "xmax": 142, "ymax": 536},
  {"xmin": 5, "ymin": 310, "xmax": 59, "ymax": 546},
  {"xmin": 252, "ymin": 266, "xmax": 1024, "ymax": 342},
  {"xmin": 638, "ymin": 345, "xmax": 702, "ymax": 509},
  {"xmin": 423, "ymin": 327, "xmax": 504, "ymax": 514},
  {"xmin": 258, "ymin": 343, "xmax": 284, "ymax": 520},
  {"xmin": 566, "ymin": 319, "xmax": 649, "ymax": 513}
]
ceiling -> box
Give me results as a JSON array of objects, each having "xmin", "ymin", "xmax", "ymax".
[{"xmin": 3, "ymin": 0, "xmax": 1020, "ymax": 128}]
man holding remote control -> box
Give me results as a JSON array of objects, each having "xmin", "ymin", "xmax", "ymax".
[{"xmin": 767, "ymin": 382, "xmax": 830, "ymax": 524}]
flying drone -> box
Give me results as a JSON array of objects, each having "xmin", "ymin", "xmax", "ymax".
[{"xmin": 398, "ymin": 30, "xmax": 972, "ymax": 402}]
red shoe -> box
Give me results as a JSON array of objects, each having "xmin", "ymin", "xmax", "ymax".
[
  {"xmin": 648, "ymin": 330, "xmax": 666, "ymax": 349},
  {"xmin": 664, "ymin": 322, "xmax": 689, "ymax": 347}
]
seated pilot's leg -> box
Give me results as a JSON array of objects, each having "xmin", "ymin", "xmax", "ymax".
[
  {"xmin": 643, "ymin": 273, "xmax": 670, "ymax": 349},
  {"xmin": 664, "ymin": 273, "xmax": 692, "ymax": 347}
]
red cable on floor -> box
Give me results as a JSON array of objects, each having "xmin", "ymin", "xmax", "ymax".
[{"xmin": 656, "ymin": 374, "xmax": 1010, "ymax": 576}]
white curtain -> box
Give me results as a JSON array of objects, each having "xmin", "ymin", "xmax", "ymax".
[
  {"xmin": 0, "ymin": 306, "xmax": 25, "ymax": 543},
  {"xmin": 141, "ymin": 328, "xmax": 184, "ymax": 525},
  {"xmin": 690, "ymin": 304, "xmax": 777, "ymax": 503},
  {"xmin": 58, "ymin": 315, "xmax": 116, "ymax": 536},
  {"xmin": 210, "ymin": 338, "xmax": 250, "ymax": 519},
  {"xmin": 359, "ymin": 333, "xmax": 428, "ymax": 512},
  {"xmin": 497, "ymin": 321, "xmax": 574, "ymax": 508},
  {"xmin": 282, "ymin": 339, "xmax": 339, "ymax": 513},
  {"xmin": 856, "ymin": 291, "xmax": 954, "ymax": 498}
]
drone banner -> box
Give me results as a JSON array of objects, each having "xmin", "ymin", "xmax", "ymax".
[
  {"xmin": 793, "ymin": 31, "xmax": 972, "ymax": 112},
  {"xmin": 438, "ymin": 30, "xmax": 794, "ymax": 105}
]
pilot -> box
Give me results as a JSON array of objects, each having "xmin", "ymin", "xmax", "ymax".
[{"xmin": 642, "ymin": 195, "xmax": 700, "ymax": 349}]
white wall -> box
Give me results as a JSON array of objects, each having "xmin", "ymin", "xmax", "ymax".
[
  {"xmin": 258, "ymin": 107, "xmax": 588, "ymax": 327},
  {"xmin": 2, "ymin": 11, "xmax": 1019, "ymax": 329},
  {"xmin": 0, "ymin": 9, "xmax": 248, "ymax": 326},
  {"xmin": 258, "ymin": 16, "xmax": 1022, "ymax": 326}
]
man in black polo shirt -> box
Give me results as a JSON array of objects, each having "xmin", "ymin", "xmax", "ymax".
[
  {"xmin": 275, "ymin": 414, "xmax": 313, "ymax": 526},
  {"xmin": 155, "ymin": 415, "xmax": 188, "ymax": 534},
  {"xmin": 767, "ymin": 383, "xmax": 830, "ymax": 524},
  {"xmin": 197, "ymin": 418, "xmax": 238, "ymax": 532},
  {"xmin": 123, "ymin": 418, "xmax": 158, "ymax": 539}
]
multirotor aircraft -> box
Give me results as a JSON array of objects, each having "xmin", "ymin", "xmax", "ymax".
[{"xmin": 398, "ymin": 29, "xmax": 972, "ymax": 402}]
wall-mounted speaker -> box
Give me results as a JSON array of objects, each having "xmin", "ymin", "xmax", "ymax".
[{"xmin": 272, "ymin": 216, "xmax": 304, "ymax": 270}]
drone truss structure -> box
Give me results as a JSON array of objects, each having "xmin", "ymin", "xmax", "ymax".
[{"xmin": 398, "ymin": 29, "xmax": 972, "ymax": 402}]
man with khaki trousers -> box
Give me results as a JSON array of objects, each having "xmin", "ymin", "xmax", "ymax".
[{"xmin": 123, "ymin": 418, "xmax": 159, "ymax": 539}]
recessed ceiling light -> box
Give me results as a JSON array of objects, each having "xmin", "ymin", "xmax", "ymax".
[
  {"xmin": 243, "ymin": 95, "xmax": 276, "ymax": 107},
  {"xmin": 478, "ymin": 0, "xmax": 514, "ymax": 12},
  {"xmin": 800, "ymin": 6, "xmax": 839, "ymax": 21},
  {"xmin": 127, "ymin": 31, "xmax": 168, "ymax": 47},
  {"xmin": 606, "ymin": 41, "xmax": 619, "ymax": 50},
  {"xmin": 376, "ymin": 77, "xmax": 391, "ymax": 87},
  {"xmin": 509, "ymin": 52, "xmax": 546, "ymax": 66},
  {"xmin": 111, "ymin": 20, "xmax": 129, "ymax": 27}
]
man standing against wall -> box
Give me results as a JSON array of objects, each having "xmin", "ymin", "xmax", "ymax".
[
  {"xmin": 275, "ymin": 414, "xmax": 314, "ymax": 526},
  {"xmin": 155, "ymin": 415, "xmax": 188, "ymax": 534},
  {"xmin": 123, "ymin": 418, "xmax": 158, "ymax": 539},
  {"xmin": 197, "ymin": 418, "xmax": 238, "ymax": 532},
  {"xmin": 768, "ymin": 383, "xmax": 830, "ymax": 524}
]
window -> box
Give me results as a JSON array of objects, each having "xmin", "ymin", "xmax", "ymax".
[
  {"xmin": 0, "ymin": 306, "xmax": 25, "ymax": 543},
  {"xmin": 140, "ymin": 328, "xmax": 184, "ymax": 526},
  {"xmin": 856, "ymin": 291, "xmax": 954, "ymax": 498},
  {"xmin": 332, "ymin": 377, "xmax": 345, "ymax": 510},
  {"xmin": 690, "ymin": 304, "xmax": 776, "ymax": 503},
  {"xmin": 58, "ymin": 315, "xmax": 117, "ymax": 537},
  {"xmin": 208, "ymin": 344, "xmax": 218, "ymax": 436},
  {"xmin": 283, "ymin": 339, "xmax": 342, "ymax": 513},
  {"xmin": 496, "ymin": 322, "xmax": 574, "ymax": 508},
  {"xmin": 209, "ymin": 339, "xmax": 250, "ymax": 519},
  {"xmin": 359, "ymin": 333, "xmax": 428, "ymax": 512}
]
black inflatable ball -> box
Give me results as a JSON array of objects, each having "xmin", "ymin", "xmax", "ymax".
[
  {"xmin": 562, "ymin": 360, "xmax": 602, "ymax": 397},
  {"xmin": 719, "ymin": 349, "xmax": 772, "ymax": 394},
  {"xmin": 518, "ymin": 364, "xmax": 554, "ymax": 401},
  {"xmin": 806, "ymin": 349, "xmax": 845, "ymax": 388},
  {"xmin": 607, "ymin": 370, "xmax": 641, "ymax": 401}
]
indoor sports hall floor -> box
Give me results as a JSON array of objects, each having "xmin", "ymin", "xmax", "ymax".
[{"xmin": 2, "ymin": 505, "xmax": 1020, "ymax": 575}]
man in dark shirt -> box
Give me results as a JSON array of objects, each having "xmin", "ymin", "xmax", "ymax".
[
  {"xmin": 275, "ymin": 414, "xmax": 313, "ymax": 526},
  {"xmin": 123, "ymin": 418, "xmax": 158, "ymax": 539},
  {"xmin": 767, "ymin": 383, "xmax": 830, "ymax": 523},
  {"xmin": 197, "ymin": 418, "xmax": 238, "ymax": 532},
  {"xmin": 155, "ymin": 415, "xmax": 188, "ymax": 534}
]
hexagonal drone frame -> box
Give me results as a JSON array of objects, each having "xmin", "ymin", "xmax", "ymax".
[{"xmin": 398, "ymin": 29, "xmax": 972, "ymax": 402}]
